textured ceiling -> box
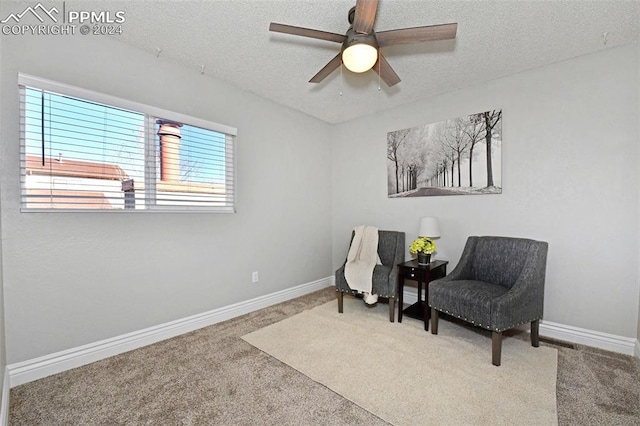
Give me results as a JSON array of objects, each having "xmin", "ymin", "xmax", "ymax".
[{"xmin": 87, "ymin": 1, "xmax": 640, "ymax": 123}]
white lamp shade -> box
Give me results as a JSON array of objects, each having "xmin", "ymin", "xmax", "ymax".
[
  {"xmin": 418, "ymin": 217, "xmax": 441, "ymax": 238},
  {"xmin": 342, "ymin": 44, "xmax": 378, "ymax": 73}
]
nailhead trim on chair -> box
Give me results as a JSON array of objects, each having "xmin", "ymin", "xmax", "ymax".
[{"xmin": 431, "ymin": 306, "xmax": 541, "ymax": 332}]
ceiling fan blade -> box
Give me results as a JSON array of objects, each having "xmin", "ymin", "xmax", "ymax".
[
  {"xmin": 376, "ymin": 23, "xmax": 458, "ymax": 47},
  {"xmin": 309, "ymin": 53, "xmax": 343, "ymax": 83},
  {"xmin": 373, "ymin": 54, "xmax": 401, "ymax": 87},
  {"xmin": 269, "ymin": 23, "xmax": 346, "ymax": 43},
  {"xmin": 353, "ymin": 0, "xmax": 378, "ymax": 34}
]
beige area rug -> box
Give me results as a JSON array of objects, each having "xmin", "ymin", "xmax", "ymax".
[{"xmin": 243, "ymin": 296, "xmax": 558, "ymax": 426}]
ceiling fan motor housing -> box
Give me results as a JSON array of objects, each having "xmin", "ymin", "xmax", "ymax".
[{"xmin": 342, "ymin": 27, "xmax": 378, "ymax": 52}]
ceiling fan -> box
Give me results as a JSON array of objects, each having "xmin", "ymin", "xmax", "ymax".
[{"xmin": 269, "ymin": 0, "xmax": 457, "ymax": 87}]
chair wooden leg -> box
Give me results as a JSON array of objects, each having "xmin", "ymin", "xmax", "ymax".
[
  {"xmin": 492, "ymin": 331, "xmax": 502, "ymax": 366},
  {"xmin": 337, "ymin": 291, "xmax": 344, "ymax": 313},
  {"xmin": 423, "ymin": 301, "xmax": 429, "ymax": 332},
  {"xmin": 430, "ymin": 308, "xmax": 439, "ymax": 334},
  {"xmin": 389, "ymin": 297, "xmax": 395, "ymax": 322},
  {"xmin": 531, "ymin": 319, "xmax": 540, "ymax": 347}
]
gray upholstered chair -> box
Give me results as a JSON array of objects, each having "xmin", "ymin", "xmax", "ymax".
[
  {"xmin": 428, "ymin": 236, "xmax": 549, "ymax": 366},
  {"xmin": 335, "ymin": 230, "xmax": 405, "ymax": 322}
]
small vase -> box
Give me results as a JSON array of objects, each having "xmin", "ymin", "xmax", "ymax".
[{"xmin": 417, "ymin": 252, "xmax": 431, "ymax": 265}]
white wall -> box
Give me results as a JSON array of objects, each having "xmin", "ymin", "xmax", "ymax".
[
  {"xmin": 0, "ymin": 27, "xmax": 7, "ymax": 418},
  {"xmin": 637, "ymin": 41, "xmax": 640, "ymax": 348},
  {"xmin": 0, "ymin": 34, "xmax": 333, "ymax": 363},
  {"xmin": 332, "ymin": 44, "xmax": 640, "ymax": 339}
]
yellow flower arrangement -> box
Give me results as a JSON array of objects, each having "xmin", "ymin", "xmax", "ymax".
[{"xmin": 409, "ymin": 237, "xmax": 437, "ymax": 255}]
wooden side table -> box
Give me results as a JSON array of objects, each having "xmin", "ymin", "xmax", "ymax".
[{"xmin": 397, "ymin": 259, "xmax": 448, "ymax": 331}]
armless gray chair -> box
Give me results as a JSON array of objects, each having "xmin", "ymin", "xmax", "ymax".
[
  {"xmin": 429, "ymin": 236, "xmax": 548, "ymax": 366},
  {"xmin": 335, "ymin": 230, "xmax": 405, "ymax": 322}
]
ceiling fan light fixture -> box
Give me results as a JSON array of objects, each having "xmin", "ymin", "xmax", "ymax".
[{"xmin": 342, "ymin": 43, "xmax": 378, "ymax": 73}]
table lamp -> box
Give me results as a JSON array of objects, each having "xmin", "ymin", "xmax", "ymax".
[{"xmin": 418, "ymin": 217, "xmax": 441, "ymax": 261}]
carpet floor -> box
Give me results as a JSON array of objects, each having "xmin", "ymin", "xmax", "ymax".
[{"xmin": 9, "ymin": 287, "xmax": 640, "ymax": 425}]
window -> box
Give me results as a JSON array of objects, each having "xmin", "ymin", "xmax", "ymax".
[{"xmin": 19, "ymin": 74, "xmax": 236, "ymax": 212}]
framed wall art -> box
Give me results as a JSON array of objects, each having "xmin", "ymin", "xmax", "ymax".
[{"xmin": 387, "ymin": 109, "xmax": 502, "ymax": 197}]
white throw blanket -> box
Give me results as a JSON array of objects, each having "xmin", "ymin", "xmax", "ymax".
[{"xmin": 344, "ymin": 226, "xmax": 381, "ymax": 304}]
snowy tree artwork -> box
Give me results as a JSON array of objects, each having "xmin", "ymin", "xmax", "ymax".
[{"xmin": 387, "ymin": 109, "xmax": 502, "ymax": 197}]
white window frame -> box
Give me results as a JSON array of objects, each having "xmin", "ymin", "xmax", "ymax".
[{"xmin": 18, "ymin": 73, "xmax": 237, "ymax": 213}]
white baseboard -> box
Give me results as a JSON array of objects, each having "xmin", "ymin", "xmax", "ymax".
[
  {"xmin": 539, "ymin": 321, "xmax": 637, "ymax": 356},
  {"xmin": 8, "ymin": 277, "xmax": 333, "ymax": 387},
  {"xmin": 402, "ymin": 288, "xmax": 638, "ymax": 357},
  {"xmin": 0, "ymin": 367, "xmax": 9, "ymax": 426}
]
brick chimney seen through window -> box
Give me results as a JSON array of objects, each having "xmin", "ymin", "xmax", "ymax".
[{"xmin": 157, "ymin": 120, "xmax": 183, "ymax": 182}]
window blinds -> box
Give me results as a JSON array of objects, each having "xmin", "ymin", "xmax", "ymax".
[{"xmin": 19, "ymin": 74, "xmax": 236, "ymax": 212}]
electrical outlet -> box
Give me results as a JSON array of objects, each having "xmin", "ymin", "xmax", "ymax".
[{"xmin": 252, "ymin": 271, "xmax": 259, "ymax": 283}]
